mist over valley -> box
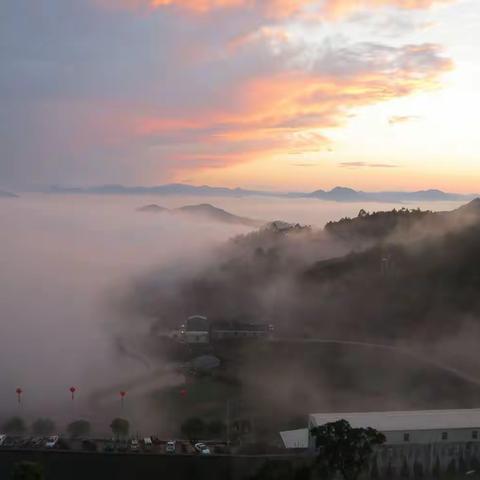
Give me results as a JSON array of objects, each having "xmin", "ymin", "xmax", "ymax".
[{"xmin": 1, "ymin": 193, "xmax": 478, "ymax": 438}]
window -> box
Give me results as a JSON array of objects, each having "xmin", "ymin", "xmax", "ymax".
[
  {"xmin": 403, "ymin": 433, "xmax": 410, "ymax": 442},
  {"xmin": 442, "ymin": 432, "xmax": 448, "ymax": 441},
  {"xmin": 473, "ymin": 431, "xmax": 478, "ymax": 440}
]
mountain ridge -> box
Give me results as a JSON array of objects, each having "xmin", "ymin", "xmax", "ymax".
[
  {"xmin": 46, "ymin": 183, "xmax": 477, "ymax": 203},
  {"xmin": 137, "ymin": 202, "xmax": 263, "ymax": 228},
  {"xmin": 0, "ymin": 190, "xmax": 18, "ymax": 198}
]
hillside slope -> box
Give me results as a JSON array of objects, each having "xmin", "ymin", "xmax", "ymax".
[{"xmin": 137, "ymin": 203, "xmax": 263, "ymax": 227}]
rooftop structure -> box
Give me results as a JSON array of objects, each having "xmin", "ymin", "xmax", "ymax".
[
  {"xmin": 281, "ymin": 408, "xmax": 480, "ymax": 449},
  {"xmin": 172, "ymin": 315, "xmax": 273, "ymax": 344},
  {"xmin": 309, "ymin": 408, "xmax": 480, "ymax": 432}
]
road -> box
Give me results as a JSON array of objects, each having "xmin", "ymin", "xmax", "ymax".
[{"xmin": 272, "ymin": 337, "xmax": 480, "ymax": 388}]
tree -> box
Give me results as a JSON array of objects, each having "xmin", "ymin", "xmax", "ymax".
[
  {"xmin": 400, "ymin": 457, "xmax": 410, "ymax": 478},
  {"xmin": 370, "ymin": 455, "xmax": 380, "ymax": 479},
  {"xmin": 181, "ymin": 417, "xmax": 205, "ymax": 440},
  {"xmin": 207, "ymin": 419, "xmax": 225, "ymax": 438},
  {"xmin": 2, "ymin": 417, "xmax": 26, "ymax": 435},
  {"xmin": 311, "ymin": 419, "xmax": 386, "ymax": 480},
  {"xmin": 11, "ymin": 461, "xmax": 44, "ymax": 480},
  {"xmin": 67, "ymin": 420, "xmax": 91, "ymax": 438},
  {"xmin": 32, "ymin": 418, "xmax": 55, "ymax": 436},
  {"xmin": 413, "ymin": 459, "xmax": 424, "ymax": 479},
  {"xmin": 458, "ymin": 453, "xmax": 467, "ymax": 475},
  {"xmin": 385, "ymin": 461, "xmax": 395, "ymax": 478},
  {"xmin": 470, "ymin": 456, "xmax": 480, "ymax": 473},
  {"xmin": 446, "ymin": 459, "xmax": 456, "ymax": 479},
  {"xmin": 110, "ymin": 418, "xmax": 129, "ymax": 439},
  {"xmin": 431, "ymin": 456, "xmax": 441, "ymax": 479}
]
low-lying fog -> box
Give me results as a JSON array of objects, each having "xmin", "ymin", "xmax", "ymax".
[{"xmin": 0, "ymin": 193, "xmax": 464, "ymax": 433}]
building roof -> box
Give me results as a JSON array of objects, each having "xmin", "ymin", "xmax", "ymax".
[
  {"xmin": 185, "ymin": 315, "xmax": 209, "ymax": 332},
  {"xmin": 279, "ymin": 428, "xmax": 309, "ymax": 449},
  {"xmin": 310, "ymin": 408, "xmax": 480, "ymax": 431},
  {"xmin": 211, "ymin": 320, "xmax": 268, "ymax": 332}
]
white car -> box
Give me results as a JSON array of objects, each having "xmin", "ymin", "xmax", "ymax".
[
  {"xmin": 45, "ymin": 436, "xmax": 59, "ymax": 448},
  {"xmin": 130, "ymin": 439, "xmax": 139, "ymax": 452},
  {"xmin": 165, "ymin": 440, "xmax": 176, "ymax": 453},
  {"xmin": 143, "ymin": 437, "xmax": 153, "ymax": 451},
  {"xmin": 194, "ymin": 442, "xmax": 211, "ymax": 455},
  {"xmin": 0, "ymin": 434, "xmax": 6, "ymax": 446}
]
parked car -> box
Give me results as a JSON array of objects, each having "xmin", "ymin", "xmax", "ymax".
[
  {"xmin": 117, "ymin": 441, "xmax": 128, "ymax": 453},
  {"xmin": 214, "ymin": 444, "xmax": 230, "ymax": 454},
  {"xmin": 18, "ymin": 437, "xmax": 32, "ymax": 448},
  {"xmin": 166, "ymin": 440, "xmax": 176, "ymax": 454},
  {"xmin": 31, "ymin": 437, "xmax": 43, "ymax": 448},
  {"xmin": 104, "ymin": 442, "xmax": 115, "ymax": 453},
  {"xmin": 194, "ymin": 442, "xmax": 211, "ymax": 455},
  {"xmin": 130, "ymin": 439, "xmax": 139, "ymax": 452},
  {"xmin": 143, "ymin": 437, "xmax": 153, "ymax": 451},
  {"xmin": 45, "ymin": 436, "xmax": 59, "ymax": 448},
  {"xmin": 81, "ymin": 440, "xmax": 97, "ymax": 452},
  {"xmin": 2, "ymin": 437, "xmax": 15, "ymax": 448}
]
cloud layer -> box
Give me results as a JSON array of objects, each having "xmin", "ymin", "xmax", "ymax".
[
  {"xmin": 100, "ymin": 0, "xmax": 451, "ymax": 17},
  {"xmin": 0, "ymin": 0, "xmax": 454, "ymax": 188}
]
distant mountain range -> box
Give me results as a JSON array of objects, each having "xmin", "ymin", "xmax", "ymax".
[
  {"xmin": 47, "ymin": 184, "xmax": 477, "ymax": 203},
  {"xmin": 0, "ymin": 190, "xmax": 18, "ymax": 198},
  {"xmin": 137, "ymin": 203, "xmax": 263, "ymax": 228}
]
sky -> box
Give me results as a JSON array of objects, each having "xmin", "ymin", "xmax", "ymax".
[{"xmin": 1, "ymin": 0, "xmax": 479, "ymax": 193}]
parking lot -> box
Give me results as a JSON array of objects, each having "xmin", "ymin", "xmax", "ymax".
[{"xmin": 0, "ymin": 435, "xmax": 230, "ymax": 456}]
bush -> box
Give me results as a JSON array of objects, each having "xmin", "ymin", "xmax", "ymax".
[
  {"xmin": 2, "ymin": 417, "xmax": 26, "ymax": 435},
  {"xmin": 181, "ymin": 417, "xmax": 205, "ymax": 440},
  {"xmin": 11, "ymin": 461, "xmax": 44, "ymax": 480},
  {"xmin": 32, "ymin": 418, "xmax": 55, "ymax": 436},
  {"xmin": 207, "ymin": 420, "xmax": 225, "ymax": 437},
  {"xmin": 67, "ymin": 420, "xmax": 91, "ymax": 438},
  {"xmin": 110, "ymin": 418, "xmax": 129, "ymax": 438}
]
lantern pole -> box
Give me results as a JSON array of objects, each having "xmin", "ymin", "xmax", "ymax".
[
  {"xmin": 16, "ymin": 387, "xmax": 23, "ymax": 407},
  {"xmin": 69, "ymin": 386, "xmax": 77, "ymax": 415},
  {"xmin": 119, "ymin": 391, "xmax": 126, "ymax": 410}
]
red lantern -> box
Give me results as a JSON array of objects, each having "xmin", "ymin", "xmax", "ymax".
[
  {"xmin": 69, "ymin": 386, "xmax": 77, "ymax": 400},
  {"xmin": 16, "ymin": 387, "xmax": 23, "ymax": 404}
]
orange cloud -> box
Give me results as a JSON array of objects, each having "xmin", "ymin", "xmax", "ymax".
[
  {"xmin": 323, "ymin": 0, "xmax": 452, "ymax": 18},
  {"xmin": 95, "ymin": 0, "xmax": 452, "ymax": 16},
  {"xmin": 128, "ymin": 42, "xmax": 452, "ymax": 175}
]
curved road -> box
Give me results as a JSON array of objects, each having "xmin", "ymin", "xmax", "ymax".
[{"xmin": 273, "ymin": 337, "xmax": 480, "ymax": 388}]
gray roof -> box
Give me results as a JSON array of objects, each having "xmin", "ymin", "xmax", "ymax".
[
  {"xmin": 310, "ymin": 408, "xmax": 480, "ymax": 431},
  {"xmin": 280, "ymin": 428, "xmax": 309, "ymax": 449}
]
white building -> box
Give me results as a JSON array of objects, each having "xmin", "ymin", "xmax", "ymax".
[
  {"xmin": 182, "ymin": 315, "xmax": 210, "ymax": 344},
  {"xmin": 280, "ymin": 408, "xmax": 480, "ymax": 450},
  {"xmin": 172, "ymin": 315, "xmax": 273, "ymax": 344}
]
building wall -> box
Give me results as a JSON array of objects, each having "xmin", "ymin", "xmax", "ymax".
[
  {"xmin": 370, "ymin": 441, "xmax": 480, "ymax": 478},
  {"xmin": 383, "ymin": 427, "xmax": 480, "ymax": 445},
  {"xmin": 288, "ymin": 422, "xmax": 480, "ymax": 454},
  {"xmin": 211, "ymin": 330, "xmax": 268, "ymax": 340},
  {"xmin": 184, "ymin": 331, "xmax": 209, "ymax": 344}
]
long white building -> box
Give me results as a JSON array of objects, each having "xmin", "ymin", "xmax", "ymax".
[{"xmin": 280, "ymin": 408, "xmax": 480, "ymax": 449}]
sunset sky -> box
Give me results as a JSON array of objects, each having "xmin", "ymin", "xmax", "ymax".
[{"xmin": 1, "ymin": 0, "xmax": 479, "ymax": 192}]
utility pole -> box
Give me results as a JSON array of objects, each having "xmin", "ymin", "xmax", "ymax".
[{"xmin": 226, "ymin": 399, "xmax": 230, "ymax": 448}]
